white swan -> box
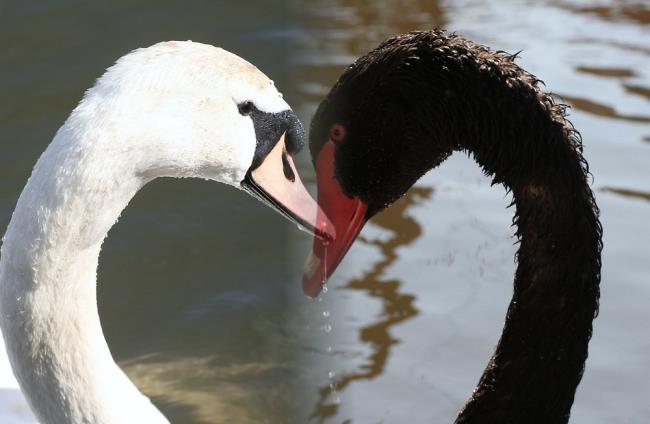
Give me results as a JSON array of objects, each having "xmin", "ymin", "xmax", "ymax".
[{"xmin": 0, "ymin": 41, "xmax": 332, "ymax": 423}]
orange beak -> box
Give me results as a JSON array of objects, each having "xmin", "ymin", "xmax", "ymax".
[{"xmin": 242, "ymin": 134, "xmax": 335, "ymax": 243}]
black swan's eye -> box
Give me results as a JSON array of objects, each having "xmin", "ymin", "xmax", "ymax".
[
  {"xmin": 238, "ymin": 101, "xmax": 255, "ymax": 116},
  {"xmin": 329, "ymin": 123, "xmax": 346, "ymax": 143}
]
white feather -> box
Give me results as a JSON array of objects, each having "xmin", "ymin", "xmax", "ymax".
[{"xmin": 0, "ymin": 41, "xmax": 292, "ymax": 423}]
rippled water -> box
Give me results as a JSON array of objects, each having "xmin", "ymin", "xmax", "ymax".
[
  {"xmin": 0, "ymin": 0, "xmax": 647, "ymax": 423},
  {"xmin": 295, "ymin": 0, "xmax": 649, "ymax": 423}
]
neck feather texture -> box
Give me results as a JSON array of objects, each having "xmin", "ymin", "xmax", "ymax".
[
  {"xmin": 457, "ymin": 181, "xmax": 600, "ymax": 424},
  {"xmin": 0, "ymin": 124, "xmax": 168, "ymax": 423},
  {"xmin": 406, "ymin": 34, "xmax": 603, "ymax": 423},
  {"xmin": 433, "ymin": 38, "xmax": 602, "ymax": 424},
  {"xmin": 457, "ymin": 151, "xmax": 601, "ymax": 424}
]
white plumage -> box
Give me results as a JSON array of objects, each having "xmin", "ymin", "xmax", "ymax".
[{"xmin": 0, "ymin": 41, "xmax": 293, "ymax": 423}]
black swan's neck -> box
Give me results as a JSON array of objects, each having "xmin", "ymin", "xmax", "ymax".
[
  {"xmin": 425, "ymin": 34, "xmax": 603, "ymax": 424},
  {"xmin": 457, "ymin": 163, "xmax": 601, "ymax": 424},
  {"xmin": 323, "ymin": 31, "xmax": 603, "ymax": 423}
]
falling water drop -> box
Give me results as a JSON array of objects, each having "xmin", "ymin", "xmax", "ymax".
[
  {"xmin": 321, "ymin": 244, "xmax": 329, "ymax": 294},
  {"xmin": 311, "ymin": 242, "xmax": 341, "ymax": 409}
]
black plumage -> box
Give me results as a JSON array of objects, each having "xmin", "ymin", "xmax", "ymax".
[{"xmin": 310, "ymin": 29, "xmax": 603, "ymax": 424}]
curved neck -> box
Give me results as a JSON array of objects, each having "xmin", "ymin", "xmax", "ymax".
[
  {"xmin": 350, "ymin": 35, "xmax": 602, "ymax": 422},
  {"xmin": 456, "ymin": 159, "xmax": 601, "ymax": 423},
  {"xmin": 421, "ymin": 46, "xmax": 603, "ymax": 423},
  {"xmin": 320, "ymin": 31, "xmax": 602, "ymax": 422},
  {"xmin": 0, "ymin": 128, "xmax": 168, "ymax": 423}
]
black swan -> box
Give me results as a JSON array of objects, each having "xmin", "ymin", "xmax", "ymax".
[{"xmin": 303, "ymin": 30, "xmax": 603, "ymax": 424}]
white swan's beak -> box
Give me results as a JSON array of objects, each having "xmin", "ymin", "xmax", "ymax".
[{"xmin": 242, "ymin": 134, "xmax": 335, "ymax": 242}]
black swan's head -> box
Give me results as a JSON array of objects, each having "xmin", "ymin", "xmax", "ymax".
[
  {"xmin": 304, "ymin": 30, "xmax": 602, "ymax": 424},
  {"xmin": 303, "ymin": 30, "xmax": 465, "ymax": 295},
  {"xmin": 303, "ymin": 28, "xmax": 581, "ymax": 295},
  {"xmin": 309, "ymin": 31, "xmax": 459, "ymax": 213}
]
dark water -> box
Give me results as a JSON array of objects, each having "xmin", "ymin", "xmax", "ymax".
[{"xmin": 1, "ymin": 0, "xmax": 648, "ymax": 423}]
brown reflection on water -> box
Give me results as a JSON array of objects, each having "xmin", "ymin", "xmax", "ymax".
[
  {"xmin": 311, "ymin": 187, "xmax": 433, "ymax": 422},
  {"xmin": 554, "ymin": 1, "xmax": 650, "ymax": 25},
  {"xmin": 624, "ymin": 84, "xmax": 650, "ymax": 101},
  {"xmin": 576, "ymin": 66, "xmax": 637, "ymax": 78},
  {"xmin": 299, "ymin": 0, "xmax": 445, "ymax": 104},
  {"xmin": 557, "ymin": 94, "xmax": 650, "ymax": 123},
  {"xmin": 601, "ymin": 186, "xmax": 650, "ymax": 202},
  {"xmin": 307, "ymin": 0, "xmax": 445, "ymax": 36},
  {"xmin": 570, "ymin": 38, "xmax": 650, "ymax": 56}
]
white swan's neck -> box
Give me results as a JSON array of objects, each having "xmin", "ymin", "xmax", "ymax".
[
  {"xmin": 0, "ymin": 123, "xmax": 168, "ymax": 423},
  {"xmin": 0, "ymin": 40, "xmax": 295, "ymax": 423}
]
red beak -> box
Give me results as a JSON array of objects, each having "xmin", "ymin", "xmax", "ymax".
[{"xmin": 302, "ymin": 139, "xmax": 368, "ymax": 297}]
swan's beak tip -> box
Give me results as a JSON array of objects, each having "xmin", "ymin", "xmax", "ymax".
[
  {"xmin": 302, "ymin": 250, "xmax": 326, "ymax": 298},
  {"xmin": 315, "ymin": 218, "xmax": 336, "ymax": 243}
]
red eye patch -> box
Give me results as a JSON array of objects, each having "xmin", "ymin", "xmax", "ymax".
[{"xmin": 329, "ymin": 123, "xmax": 346, "ymax": 143}]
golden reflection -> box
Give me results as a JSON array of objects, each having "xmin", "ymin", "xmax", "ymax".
[
  {"xmin": 123, "ymin": 355, "xmax": 292, "ymax": 424},
  {"xmin": 601, "ymin": 186, "xmax": 650, "ymax": 202},
  {"xmin": 311, "ymin": 187, "xmax": 433, "ymax": 422},
  {"xmin": 558, "ymin": 94, "xmax": 650, "ymax": 123}
]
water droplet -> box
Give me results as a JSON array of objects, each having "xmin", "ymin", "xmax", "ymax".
[
  {"xmin": 321, "ymin": 245, "xmax": 329, "ymax": 287},
  {"xmin": 322, "ymin": 324, "xmax": 332, "ymax": 333},
  {"xmin": 328, "ymin": 371, "xmax": 336, "ymax": 379},
  {"xmin": 322, "ymin": 311, "xmax": 330, "ymax": 318},
  {"xmin": 322, "ymin": 239, "xmax": 330, "ymax": 248},
  {"xmin": 326, "ymin": 345, "xmax": 333, "ymax": 353}
]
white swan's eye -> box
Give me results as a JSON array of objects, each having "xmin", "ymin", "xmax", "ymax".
[{"xmin": 238, "ymin": 101, "xmax": 255, "ymax": 116}]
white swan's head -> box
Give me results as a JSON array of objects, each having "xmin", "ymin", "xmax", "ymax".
[{"xmin": 66, "ymin": 41, "xmax": 333, "ymax": 239}]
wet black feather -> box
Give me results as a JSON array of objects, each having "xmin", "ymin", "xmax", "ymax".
[{"xmin": 310, "ymin": 29, "xmax": 602, "ymax": 424}]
